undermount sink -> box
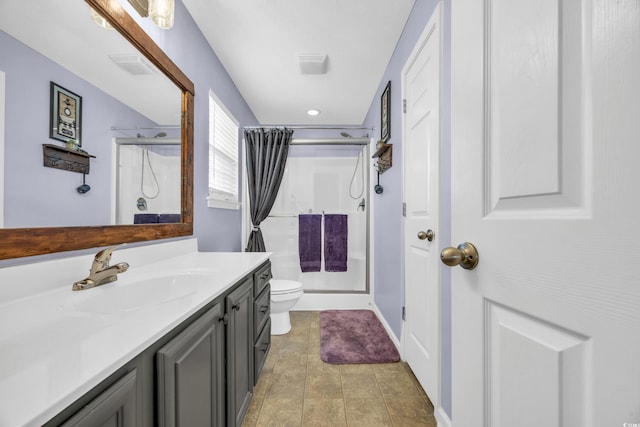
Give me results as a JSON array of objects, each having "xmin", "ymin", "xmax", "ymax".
[{"xmin": 70, "ymin": 269, "xmax": 219, "ymax": 314}]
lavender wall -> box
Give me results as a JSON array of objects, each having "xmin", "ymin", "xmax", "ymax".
[
  {"xmin": 123, "ymin": 0, "xmax": 259, "ymax": 252},
  {"xmin": 0, "ymin": 31, "xmax": 157, "ymax": 227},
  {"xmin": 362, "ymin": 0, "xmax": 452, "ymax": 418}
]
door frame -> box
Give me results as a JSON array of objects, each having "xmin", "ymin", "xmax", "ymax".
[
  {"xmin": 400, "ymin": 0, "xmax": 443, "ymax": 409},
  {"xmin": 0, "ymin": 70, "xmax": 5, "ymax": 227}
]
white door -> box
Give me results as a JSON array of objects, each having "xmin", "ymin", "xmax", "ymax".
[
  {"xmin": 451, "ymin": 1, "xmax": 640, "ymax": 426},
  {"xmin": 402, "ymin": 2, "xmax": 442, "ymax": 405},
  {"xmin": 0, "ymin": 70, "xmax": 4, "ymax": 227}
]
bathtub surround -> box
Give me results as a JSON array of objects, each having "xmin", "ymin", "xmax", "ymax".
[
  {"xmin": 320, "ymin": 310, "xmax": 400, "ymax": 364},
  {"xmin": 262, "ymin": 144, "xmax": 369, "ymax": 294}
]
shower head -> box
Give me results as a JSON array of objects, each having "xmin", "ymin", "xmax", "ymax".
[
  {"xmin": 340, "ymin": 132, "xmax": 352, "ymax": 138},
  {"xmin": 154, "ymin": 132, "xmax": 167, "ymax": 138}
]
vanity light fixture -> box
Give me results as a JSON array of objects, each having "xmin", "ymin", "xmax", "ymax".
[
  {"xmin": 149, "ymin": 0, "xmax": 175, "ymax": 29},
  {"xmin": 91, "ymin": 1, "xmax": 174, "ymax": 30},
  {"xmin": 90, "ymin": 7, "xmax": 113, "ymax": 29},
  {"xmin": 306, "ymin": 109, "xmax": 321, "ymax": 117}
]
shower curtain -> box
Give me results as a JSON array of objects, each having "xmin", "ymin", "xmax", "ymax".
[{"xmin": 244, "ymin": 128, "xmax": 293, "ymax": 252}]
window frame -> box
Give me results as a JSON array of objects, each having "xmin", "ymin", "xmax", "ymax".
[{"xmin": 207, "ymin": 89, "xmax": 240, "ymax": 210}]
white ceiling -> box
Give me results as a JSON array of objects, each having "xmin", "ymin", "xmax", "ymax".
[
  {"xmin": 1, "ymin": 0, "xmax": 414, "ymax": 127},
  {"xmin": 0, "ymin": 0, "xmax": 181, "ymax": 126},
  {"xmin": 182, "ymin": 0, "xmax": 416, "ymax": 125}
]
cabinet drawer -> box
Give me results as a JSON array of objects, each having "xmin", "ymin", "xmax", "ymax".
[
  {"xmin": 253, "ymin": 261, "xmax": 272, "ymax": 297},
  {"xmin": 254, "ymin": 284, "xmax": 270, "ymax": 335},
  {"xmin": 254, "ymin": 318, "xmax": 271, "ymax": 384}
]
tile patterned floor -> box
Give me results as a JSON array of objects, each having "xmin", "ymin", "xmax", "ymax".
[{"xmin": 242, "ymin": 311, "xmax": 437, "ymax": 427}]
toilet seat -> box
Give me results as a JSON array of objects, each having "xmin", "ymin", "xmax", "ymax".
[{"xmin": 270, "ymin": 279, "xmax": 303, "ymax": 295}]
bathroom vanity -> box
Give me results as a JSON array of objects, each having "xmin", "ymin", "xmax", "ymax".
[{"xmin": 0, "ymin": 239, "xmax": 271, "ymax": 426}]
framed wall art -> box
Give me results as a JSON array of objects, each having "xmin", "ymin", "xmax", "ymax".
[
  {"xmin": 50, "ymin": 82, "xmax": 82, "ymax": 146},
  {"xmin": 380, "ymin": 80, "xmax": 391, "ymax": 142}
]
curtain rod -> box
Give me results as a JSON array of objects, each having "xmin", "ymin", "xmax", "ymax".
[
  {"xmin": 115, "ymin": 138, "xmax": 181, "ymax": 145},
  {"xmin": 291, "ymin": 138, "xmax": 369, "ymax": 145},
  {"xmin": 242, "ymin": 126, "xmax": 374, "ymax": 131},
  {"xmin": 110, "ymin": 126, "xmax": 181, "ymax": 131}
]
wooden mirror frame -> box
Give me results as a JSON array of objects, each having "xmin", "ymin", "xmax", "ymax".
[{"xmin": 0, "ymin": 0, "xmax": 194, "ymax": 260}]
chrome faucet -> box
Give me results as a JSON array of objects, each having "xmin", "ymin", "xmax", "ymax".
[{"xmin": 72, "ymin": 246, "xmax": 129, "ymax": 291}]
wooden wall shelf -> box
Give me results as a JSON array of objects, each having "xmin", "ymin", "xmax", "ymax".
[
  {"xmin": 42, "ymin": 144, "xmax": 95, "ymax": 174},
  {"xmin": 372, "ymin": 142, "xmax": 392, "ymax": 174}
]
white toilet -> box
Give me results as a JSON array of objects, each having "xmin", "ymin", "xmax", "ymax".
[{"xmin": 270, "ymin": 279, "xmax": 303, "ymax": 335}]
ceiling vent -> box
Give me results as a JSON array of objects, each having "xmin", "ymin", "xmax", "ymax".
[
  {"xmin": 298, "ymin": 54, "xmax": 328, "ymax": 75},
  {"xmin": 109, "ymin": 54, "xmax": 157, "ymax": 75}
]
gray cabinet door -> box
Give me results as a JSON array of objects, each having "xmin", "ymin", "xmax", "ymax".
[
  {"xmin": 61, "ymin": 369, "xmax": 137, "ymax": 427},
  {"xmin": 157, "ymin": 302, "xmax": 225, "ymax": 427},
  {"xmin": 226, "ymin": 277, "xmax": 254, "ymax": 427}
]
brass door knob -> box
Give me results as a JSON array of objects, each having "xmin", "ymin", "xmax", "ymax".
[
  {"xmin": 417, "ymin": 230, "xmax": 435, "ymax": 241},
  {"xmin": 440, "ymin": 242, "xmax": 479, "ymax": 270}
]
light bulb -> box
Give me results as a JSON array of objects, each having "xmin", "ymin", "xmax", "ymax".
[
  {"xmin": 90, "ymin": 7, "xmax": 113, "ymax": 29},
  {"xmin": 149, "ymin": 0, "xmax": 175, "ymax": 29}
]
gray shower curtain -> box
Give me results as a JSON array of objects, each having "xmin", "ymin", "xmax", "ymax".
[{"xmin": 244, "ymin": 127, "xmax": 293, "ymax": 252}]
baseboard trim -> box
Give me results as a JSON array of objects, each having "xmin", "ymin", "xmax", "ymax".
[
  {"xmin": 435, "ymin": 405, "xmax": 452, "ymax": 427},
  {"xmin": 370, "ymin": 304, "xmax": 402, "ymax": 354}
]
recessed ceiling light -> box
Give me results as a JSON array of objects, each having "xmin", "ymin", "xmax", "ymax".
[{"xmin": 306, "ymin": 109, "xmax": 321, "ymax": 116}]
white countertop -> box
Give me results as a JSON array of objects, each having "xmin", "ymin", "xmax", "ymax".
[{"xmin": 0, "ymin": 239, "xmax": 270, "ymax": 426}]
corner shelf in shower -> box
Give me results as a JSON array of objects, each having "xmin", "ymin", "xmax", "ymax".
[
  {"xmin": 372, "ymin": 142, "xmax": 392, "ymax": 174},
  {"xmin": 42, "ymin": 144, "xmax": 96, "ymax": 174}
]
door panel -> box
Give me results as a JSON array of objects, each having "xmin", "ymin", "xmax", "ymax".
[
  {"xmin": 157, "ymin": 303, "xmax": 225, "ymax": 427},
  {"xmin": 226, "ymin": 278, "xmax": 254, "ymax": 427},
  {"xmin": 486, "ymin": 302, "xmax": 589, "ymax": 427},
  {"xmin": 402, "ymin": 2, "xmax": 442, "ymax": 405},
  {"xmin": 451, "ymin": 0, "xmax": 640, "ymax": 425},
  {"xmin": 486, "ymin": 0, "xmax": 589, "ymax": 215}
]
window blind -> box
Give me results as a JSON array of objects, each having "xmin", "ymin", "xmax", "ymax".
[{"xmin": 208, "ymin": 92, "xmax": 239, "ymax": 209}]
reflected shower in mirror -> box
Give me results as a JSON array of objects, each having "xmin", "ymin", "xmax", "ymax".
[{"xmin": 114, "ymin": 134, "xmax": 181, "ymax": 225}]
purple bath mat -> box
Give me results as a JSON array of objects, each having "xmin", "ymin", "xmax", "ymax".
[{"xmin": 320, "ymin": 310, "xmax": 400, "ymax": 364}]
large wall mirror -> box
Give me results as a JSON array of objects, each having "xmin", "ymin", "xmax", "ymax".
[{"xmin": 0, "ymin": 0, "xmax": 194, "ymax": 259}]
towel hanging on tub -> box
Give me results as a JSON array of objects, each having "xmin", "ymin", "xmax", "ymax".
[
  {"xmin": 298, "ymin": 214, "xmax": 322, "ymax": 272},
  {"xmin": 324, "ymin": 214, "xmax": 348, "ymax": 272}
]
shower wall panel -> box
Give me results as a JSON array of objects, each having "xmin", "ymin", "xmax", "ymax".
[
  {"xmin": 261, "ymin": 156, "xmax": 368, "ymax": 293},
  {"xmin": 116, "ymin": 145, "xmax": 181, "ymax": 224}
]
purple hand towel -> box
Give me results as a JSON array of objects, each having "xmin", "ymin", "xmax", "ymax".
[
  {"xmin": 299, "ymin": 214, "xmax": 322, "ymax": 272},
  {"xmin": 324, "ymin": 214, "xmax": 348, "ymax": 272},
  {"xmin": 158, "ymin": 213, "xmax": 181, "ymax": 223},
  {"xmin": 133, "ymin": 213, "xmax": 158, "ymax": 224}
]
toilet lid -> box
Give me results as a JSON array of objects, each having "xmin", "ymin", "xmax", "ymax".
[{"xmin": 270, "ymin": 279, "xmax": 303, "ymax": 294}]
